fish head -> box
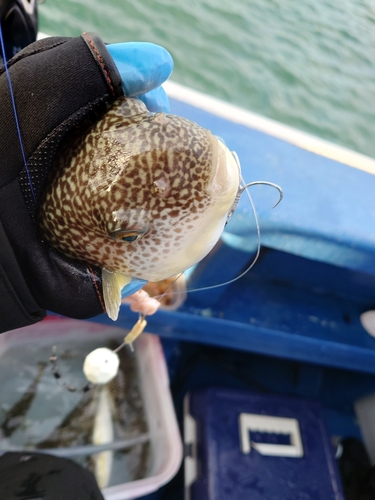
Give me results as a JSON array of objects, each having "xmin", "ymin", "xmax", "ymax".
[{"xmin": 39, "ymin": 97, "xmax": 240, "ymax": 283}]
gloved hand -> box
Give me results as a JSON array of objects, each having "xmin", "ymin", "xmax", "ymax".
[
  {"xmin": 0, "ymin": 452, "xmax": 105, "ymax": 500},
  {"xmin": 0, "ymin": 33, "xmax": 173, "ymax": 333}
]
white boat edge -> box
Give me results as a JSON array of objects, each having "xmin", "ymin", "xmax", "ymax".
[
  {"xmin": 37, "ymin": 31, "xmax": 375, "ymax": 176},
  {"xmin": 164, "ymin": 80, "xmax": 375, "ymax": 176}
]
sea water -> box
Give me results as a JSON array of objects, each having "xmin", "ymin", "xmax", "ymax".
[{"xmin": 39, "ymin": 0, "xmax": 375, "ymax": 159}]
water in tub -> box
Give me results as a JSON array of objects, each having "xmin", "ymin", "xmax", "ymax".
[{"xmin": 0, "ymin": 336, "xmax": 150, "ymax": 488}]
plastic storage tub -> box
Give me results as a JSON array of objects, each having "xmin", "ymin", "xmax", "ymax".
[{"xmin": 0, "ymin": 317, "xmax": 182, "ymax": 500}]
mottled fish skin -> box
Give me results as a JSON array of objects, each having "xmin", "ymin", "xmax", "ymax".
[{"xmin": 38, "ymin": 97, "xmax": 239, "ymax": 282}]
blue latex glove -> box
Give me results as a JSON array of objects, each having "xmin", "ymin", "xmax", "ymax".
[
  {"xmin": 107, "ymin": 42, "xmax": 173, "ymax": 113},
  {"xmin": 120, "ymin": 278, "xmax": 148, "ymax": 299},
  {"xmin": 107, "ymin": 42, "xmax": 173, "ymax": 297}
]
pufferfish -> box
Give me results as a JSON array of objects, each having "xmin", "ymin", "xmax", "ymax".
[{"xmin": 38, "ymin": 97, "xmax": 240, "ymax": 320}]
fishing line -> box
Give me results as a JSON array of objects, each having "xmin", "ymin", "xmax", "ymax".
[
  {"xmin": 0, "ymin": 433, "xmax": 150, "ymax": 458},
  {"xmin": 0, "ymin": 29, "xmax": 282, "ymax": 369},
  {"xmin": 36, "ymin": 433, "xmax": 150, "ymax": 456},
  {"xmin": 185, "ymin": 177, "xmax": 282, "ymax": 293},
  {"xmin": 150, "ymin": 155, "xmax": 283, "ymax": 299},
  {"xmin": 0, "ymin": 22, "xmax": 37, "ymax": 205},
  {"xmin": 147, "ymin": 272, "xmax": 185, "ymax": 305},
  {"xmin": 0, "ymin": 33, "xmax": 281, "ymax": 310}
]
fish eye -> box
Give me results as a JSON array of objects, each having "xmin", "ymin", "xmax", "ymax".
[
  {"xmin": 121, "ymin": 233, "xmax": 139, "ymax": 242},
  {"xmin": 110, "ymin": 229, "xmax": 144, "ymax": 243}
]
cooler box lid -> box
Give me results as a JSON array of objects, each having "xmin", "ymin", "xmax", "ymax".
[{"xmin": 184, "ymin": 388, "xmax": 344, "ymax": 500}]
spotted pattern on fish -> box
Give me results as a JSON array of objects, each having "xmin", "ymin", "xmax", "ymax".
[{"xmin": 38, "ymin": 97, "xmax": 231, "ymax": 282}]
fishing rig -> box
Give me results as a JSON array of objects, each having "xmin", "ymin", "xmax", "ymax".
[{"xmin": 0, "ymin": 23, "xmax": 283, "ymax": 388}]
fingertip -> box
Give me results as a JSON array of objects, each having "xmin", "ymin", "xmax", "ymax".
[
  {"xmin": 120, "ymin": 278, "xmax": 148, "ymax": 299},
  {"xmin": 139, "ymin": 86, "xmax": 170, "ymax": 113},
  {"xmin": 107, "ymin": 42, "xmax": 173, "ymax": 97}
]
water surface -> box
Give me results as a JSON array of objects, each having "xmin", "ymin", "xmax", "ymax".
[{"xmin": 39, "ymin": 0, "xmax": 375, "ymax": 157}]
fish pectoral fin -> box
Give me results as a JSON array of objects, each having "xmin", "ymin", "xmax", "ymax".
[{"xmin": 102, "ymin": 269, "xmax": 132, "ymax": 321}]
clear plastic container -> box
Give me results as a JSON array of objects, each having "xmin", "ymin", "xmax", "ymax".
[{"xmin": 0, "ymin": 317, "xmax": 182, "ymax": 500}]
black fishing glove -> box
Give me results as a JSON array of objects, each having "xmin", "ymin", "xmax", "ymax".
[
  {"xmin": 0, "ymin": 451, "xmax": 105, "ymax": 500},
  {"xmin": 0, "ymin": 33, "xmax": 173, "ymax": 333}
]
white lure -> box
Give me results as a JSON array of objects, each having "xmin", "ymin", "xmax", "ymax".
[{"xmin": 92, "ymin": 385, "xmax": 114, "ymax": 489}]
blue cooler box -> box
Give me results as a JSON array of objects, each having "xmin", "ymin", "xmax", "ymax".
[{"xmin": 184, "ymin": 388, "xmax": 344, "ymax": 500}]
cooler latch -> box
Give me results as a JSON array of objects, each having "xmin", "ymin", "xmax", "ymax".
[{"xmin": 239, "ymin": 413, "xmax": 304, "ymax": 457}]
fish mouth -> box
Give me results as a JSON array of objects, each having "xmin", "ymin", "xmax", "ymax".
[{"xmin": 206, "ymin": 136, "xmax": 240, "ymax": 204}]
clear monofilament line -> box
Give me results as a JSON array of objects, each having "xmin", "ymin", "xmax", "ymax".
[
  {"xmin": 178, "ymin": 173, "xmax": 262, "ymax": 294},
  {"xmin": 164, "ymin": 151, "xmax": 282, "ymax": 295},
  {"xmin": 151, "ymin": 272, "xmax": 184, "ymax": 303},
  {"xmin": 0, "ymin": 433, "xmax": 151, "ymax": 457},
  {"xmin": 148, "ymin": 160, "xmax": 282, "ymax": 299},
  {"xmin": 0, "ymin": 22, "xmax": 37, "ymax": 205}
]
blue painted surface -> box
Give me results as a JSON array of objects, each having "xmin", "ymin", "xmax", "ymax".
[
  {"xmin": 93, "ymin": 246, "xmax": 375, "ymax": 375},
  {"xmin": 169, "ymin": 98, "xmax": 375, "ymax": 276}
]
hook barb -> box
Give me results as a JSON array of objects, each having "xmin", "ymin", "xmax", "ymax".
[{"xmin": 239, "ymin": 181, "xmax": 283, "ymax": 208}]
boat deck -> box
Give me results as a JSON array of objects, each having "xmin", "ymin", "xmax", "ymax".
[{"xmin": 91, "ymin": 82, "xmax": 375, "ymax": 499}]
